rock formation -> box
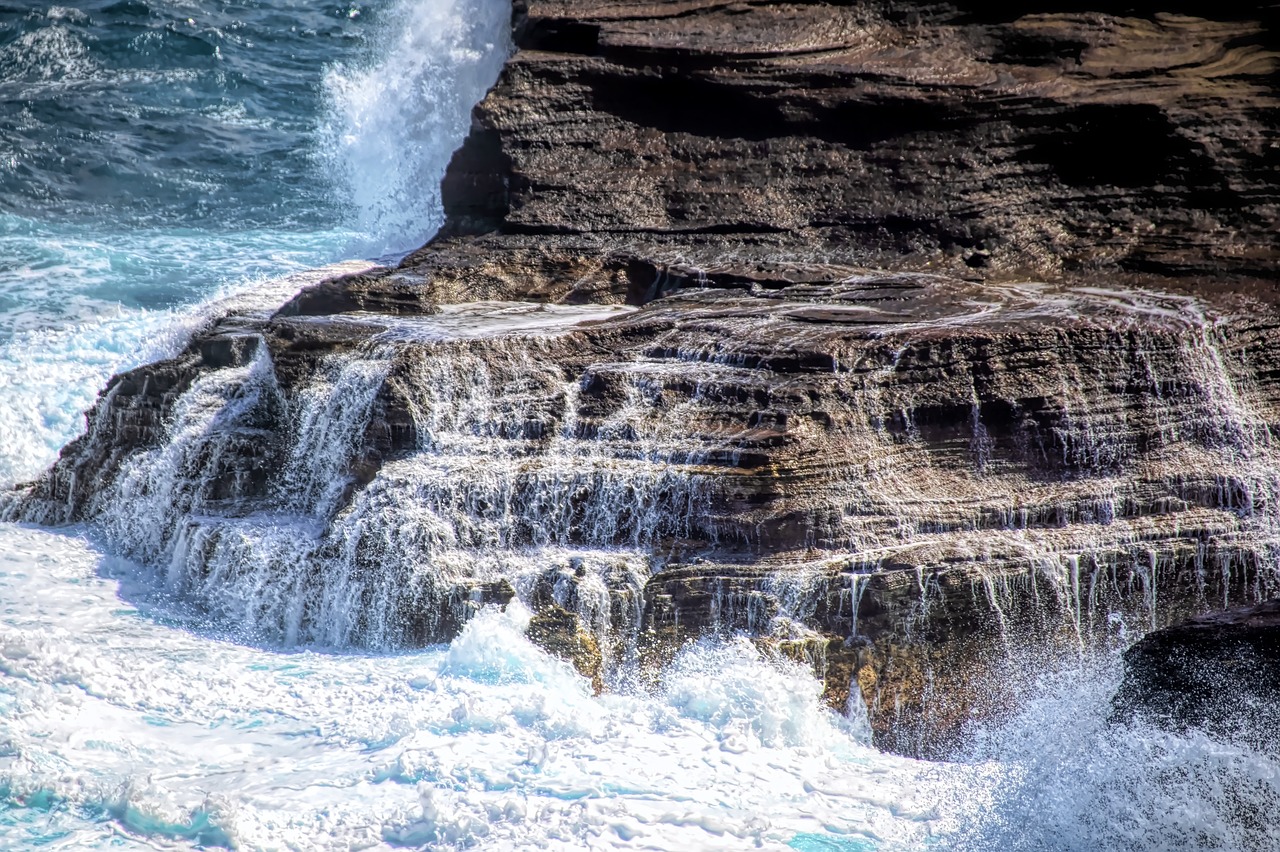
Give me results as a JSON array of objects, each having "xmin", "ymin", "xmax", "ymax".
[
  {"xmin": 1113, "ymin": 599, "xmax": 1280, "ymax": 749},
  {"xmin": 435, "ymin": 0, "xmax": 1279, "ymax": 281},
  {"xmin": 8, "ymin": 1, "xmax": 1280, "ymax": 757}
]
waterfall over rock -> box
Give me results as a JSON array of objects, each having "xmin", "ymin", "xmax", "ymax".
[
  {"xmin": 10, "ymin": 268, "xmax": 1279, "ymax": 755},
  {"xmin": 6, "ymin": 0, "xmax": 1279, "ymax": 763}
]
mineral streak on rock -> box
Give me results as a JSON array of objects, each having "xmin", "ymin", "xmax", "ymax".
[{"xmin": 7, "ymin": 1, "xmax": 1280, "ymax": 757}]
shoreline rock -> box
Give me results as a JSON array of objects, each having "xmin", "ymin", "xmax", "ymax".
[{"xmin": 9, "ymin": 1, "xmax": 1280, "ymax": 757}]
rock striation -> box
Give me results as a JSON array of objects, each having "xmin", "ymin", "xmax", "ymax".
[
  {"xmin": 433, "ymin": 0, "xmax": 1280, "ymax": 281},
  {"xmin": 8, "ymin": 1, "xmax": 1280, "ymax": 757}
]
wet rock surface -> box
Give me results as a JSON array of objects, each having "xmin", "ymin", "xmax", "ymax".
[
  {"xmin": 1113, "ymin": 599, "xmax": 1280, "ymax": 746},
  {"xmin": 19, "ymin": 267, "xmax": 1280, "ymax": 756},
  {"xmin": 9, "ymin": 1, "xmax": 1280, "ymax": 756},
  {"xmin": 526, "ymin": 604, "xmax": 606, "ymax": 693}
]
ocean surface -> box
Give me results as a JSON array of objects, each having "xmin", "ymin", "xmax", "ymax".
[{"xmin": 0, "ymin": 1, "xmax": 1276, "ymax": 849}]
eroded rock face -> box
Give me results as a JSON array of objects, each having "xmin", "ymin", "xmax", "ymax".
[
  {"xmin": 8, "ymin": 1, "xmax": 1280, "ymax": 757},
  {"xmin": 432, "ymin": 0, "xmax": 1280, "ymax": 280},
  {"xmin": 14, "ymin": 267, "xmax": 1279, "ymax": 756}
]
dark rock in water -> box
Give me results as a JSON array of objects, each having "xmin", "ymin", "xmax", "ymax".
[
  {"xmin": 275, "ymin": 270, "xmax": 439, "ymax": 318},
  {"xmin": 8, "ymin": 0, "xmax": 1280, "ymax": 758},
  {"xmin": 1113, "ymin": 600, "xmax": 1280, "ymax": 743}
]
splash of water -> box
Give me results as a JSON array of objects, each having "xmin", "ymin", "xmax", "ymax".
[
  {"xmin": 0, "ymin": 526, "xmax": 939, "ymax": 850},
  {"xmin": 56, "ymin": 314, "xmax": 715, "ymax": 660},
  {"xmin": 320, "ymin": 0, "xmax": 511, "ymax": 256},
  {"xmin": 937, "ymin": 653, "xmax": 1280, "ymax": 852},
  {"xmin": 0, "ymin": 0, "xmax": 513, "ymax": 490}
]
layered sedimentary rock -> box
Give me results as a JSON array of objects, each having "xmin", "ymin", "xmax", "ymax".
[
  {"xmin": 15, "ymin": 270, "xmax": 1279, "ymax": 755},
  {"xmin": 9, "ymin": 1, "xmax": 1280, "ymax": 756},
  {"xmin": 432, "ymin": 0, "xmax": 1279, "ymax": 280}
]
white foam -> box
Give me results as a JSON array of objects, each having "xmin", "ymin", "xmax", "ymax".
[
  {"xmin": 320, "ymin": 0, "xmax": 511, "ymax": 256},
  {"xmin": 0, "ymin": 256, "xmax": 378, "ymax": 489},
  {"xmin": 0, "ymin": 23, "xmax": 97, "ymax": 82},
  {"xmin": 933, "ymin": 655, "xmax": 1280, "ymax": 851},
  {"xmin": 348, "ymin": 301, "xmax": 638, "ymax": 342},
  {"xmin": 0, "ymin": 524, "xmax": 940, "ymax": 850}
]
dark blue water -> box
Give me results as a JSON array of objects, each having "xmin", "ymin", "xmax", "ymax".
[
  {"xmin": 0, "ymin": 1, "xmax": 357, "ymax": 230},
  {"xmin": 0, "ymin": 0, "xmax": 508, "ymax": 483}
]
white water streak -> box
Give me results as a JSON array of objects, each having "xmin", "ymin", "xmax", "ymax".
[{"xmin": 321, "ymin": 0, "xmax": 511, "ymax": 256}]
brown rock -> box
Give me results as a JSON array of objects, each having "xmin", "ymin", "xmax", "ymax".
[
  {"xmin": 422, "ymin": 0, "xmax": 1280, "ymax": 289},
  {"xmin": 527, "ymin": 604, "xmax": 606, "ymax": 693}
]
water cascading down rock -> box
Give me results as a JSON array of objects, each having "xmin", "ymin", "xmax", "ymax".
[{"xmin": 8, "ymin": 0, "xmax": 1280, "ymax": 756}]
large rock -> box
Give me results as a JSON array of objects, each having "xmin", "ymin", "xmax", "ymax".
[
  {"xmin": 428, "ymin": 0, "xmax": 1280, "ymax": 281},
  {"xmin": 8, "ymin": 1, "xmax": 1280, "ymax": 757},
  {"xmin": 16, "ymin": 265, "xmax": 1279, "ymax": 756}
]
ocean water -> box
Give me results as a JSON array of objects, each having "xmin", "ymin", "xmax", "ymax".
[
  {"xmin": 1, "ymin": 1, "xmax": 1278, "ymax": 849},
  {"xmin": 0, "ymin": 0, "xmax": 505, "ymax": 485},
  {"xmin": 0, "ymin": 524, "xmax": 959, "ymax": 849}
]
